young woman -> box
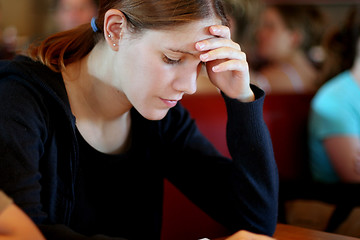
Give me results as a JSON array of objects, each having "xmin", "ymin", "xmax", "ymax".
[
  {"xmin": 252, "ymin": 4, "xmax": 325, "ymax": 94},
  {"xmin": 0, "ymin": 0, "xmax": 278, "ymax": 239}
]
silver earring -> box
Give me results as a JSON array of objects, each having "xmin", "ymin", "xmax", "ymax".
[
  {"xmin": 113, "ymin": 43, "xmax": 116, "ymax": 47},
  {"xmin": 108, "ymin": 34, "xmax": 111, "ymax": 38}
]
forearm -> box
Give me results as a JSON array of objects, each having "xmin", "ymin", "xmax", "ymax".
[
  {"xmin": 325, "ymin": 136, "xmax": 360, "ymax": 182},
  {"xmin": 223, "ymin": 85, "xmax": 279, "ymax": 235},
  {"xmin": 163, "ymin": 85, "xmax": 278, "ymax": 235}
]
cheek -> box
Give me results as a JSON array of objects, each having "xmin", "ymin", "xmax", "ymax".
[
  {"xmin": 260, "ymin": 30, "xmax": 288, "ymax": 57},
  {"xmin": 122, "ymin": 50, "xmax": 155, "ymax": 89},
  {"xmin": 135, "ymin": 59, "xmax": 172, "ymax": 93},
  {"xmin": 258, "ymin": 27, "xmax": 274, "ymax": 45},
  {"xmin": 275, "ymin": 33, "xmax": 294, "ymax": 53},
  {"xmin": 257, "ymin": 30, "xmax": 276, "ymax": 56},
  {"xmin": 126, "ymin": 59, "xmax": 169, "ymax": 104}
]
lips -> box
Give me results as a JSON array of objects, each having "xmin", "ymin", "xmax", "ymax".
[{"xmin": 160, "ymin": 98, "xmax": 181, "ymax": 108}]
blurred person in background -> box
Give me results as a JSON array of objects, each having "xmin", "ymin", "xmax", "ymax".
[
  {"xmin": 54, "ymin": 0, "xmax": 98, "ymax": 32},
  {"xmin": 0, "ymin": 26, "xmax": 17, "ymax": 60},
  {"xmin": 0, "ymin": 2, "xmax": 17, "ymax": 59},
  {"xmin": 309, "ymin": 6, "xmax": 360, "ymax": 185},
  {"xmin": 308, "ymin": 7, "xmax": 360, "ymax": 236},
  {"xmin": 252, "ymin": 4, "xmax": 326, "ymax": 94},
  {"xmin": 222, "ymin": 0, "xmax": 263, "ymax": 45}
]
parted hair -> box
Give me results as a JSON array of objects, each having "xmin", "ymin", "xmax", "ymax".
[{"xmin": 28, "ymin": 0, "xmax": 228, "ymax": 72}]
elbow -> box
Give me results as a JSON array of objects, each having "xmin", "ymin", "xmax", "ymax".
[{"xmin": 338, "ymin": 156, "xmax": 360, "ymax": 183}]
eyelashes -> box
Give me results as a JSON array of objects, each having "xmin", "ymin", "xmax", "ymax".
[
  {"xmin": 162, "ymin": 54, "xmax": 205, "ymax": 66},
  {"xmin": 162, "ymin": 55, "xmax": 181, "ymax": 65}
]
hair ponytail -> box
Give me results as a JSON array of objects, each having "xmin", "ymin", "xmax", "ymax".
[{"xmin": 28, "ymin": 24, "xmax": 100, "ymax": 72}]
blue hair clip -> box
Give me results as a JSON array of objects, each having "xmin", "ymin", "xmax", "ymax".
[{"xmin": 91, "ymin": 17, "xmax": 99, "ymax": 32}]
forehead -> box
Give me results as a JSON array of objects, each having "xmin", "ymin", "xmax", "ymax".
[
  {"xmin": 140, "ymin": 18, "xmax": 222, "ymax": 52},
  {"xmin": 265, "ymin": 8, "xmax": 284, "ymax": 23},
  {"xmin": 58, "ymin": 0, "xmax": 93, "ymax": 7},
  {"xmin": 262, "ymin": 8, "xmax": 288, "ymax": 30}
]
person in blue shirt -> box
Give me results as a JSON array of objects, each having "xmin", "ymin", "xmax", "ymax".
[
  {"xmin": 309, "ymin": 71, "xmax": 360, "ymax": 183},
  {"xmin": 309, "ymin": 8, "xmax": 360, "ymax": 184}
]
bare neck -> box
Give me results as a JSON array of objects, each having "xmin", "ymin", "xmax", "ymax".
[
  {"xmin": 62, "ymin": 56, "xmax": 133, "ymax": 154},
  {"xmin": 62, "ymin": 55, "xmax": 132, "ymax": 123}
]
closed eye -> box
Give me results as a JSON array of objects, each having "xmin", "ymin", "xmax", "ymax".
[{"xmin": 162, "ymin": 55, "xmax": 181, "ymax": 65}]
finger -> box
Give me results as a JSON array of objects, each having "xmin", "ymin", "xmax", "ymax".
[
  {"xmin": 209, "ymin": 25, "xmax": 231, "ymax": 39},
  {"xmin": 226, "ymin": 230, "xmax": 275, "ymax": 240},
  {"xmin": 200, "ymin": 47, "xmax": 246, "ymax": 62},
  {"xmin": 196, "ymin": 38, "xmax": 241, "ymax": 52},
  {"xmin": 211, "ymin": 59, "xmax": 249, "ymax": 73}
]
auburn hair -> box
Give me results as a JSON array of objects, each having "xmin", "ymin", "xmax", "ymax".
[
  {"xmin": 319, "ymin": 6, "xmax": 360, "ymax": 83},
  {"xmin": 28, "ymin": 0, "xmax": 228, "ymax": 72}
]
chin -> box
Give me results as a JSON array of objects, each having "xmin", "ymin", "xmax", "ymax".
[{"xmin": 140, "ymin": 109, "xmax": 169, "ymax": 121}]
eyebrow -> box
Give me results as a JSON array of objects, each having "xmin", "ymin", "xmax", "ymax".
[{"xmin": 168, "ymin": 48, "xmax": 198, "ymax": 57}]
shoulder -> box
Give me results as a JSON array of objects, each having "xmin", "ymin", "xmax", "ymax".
[
  {"xmin": 0, "ymin": 56, "xmax": 54, "ymax": 91},
  {"xmin": 0, "ymin": 55, "xmax": 47, "ymax": 75},
  {"xmin": 0, "ymin": 55, "xmax": 61, "ymax": 85},
  {"xmin": 0, "ymin": 55, "xmax": 69, "ymax": 106},
  {"xmin": 312, "ymin": 71, "xmax": 353, "ymax": 109},
  {"xmin": 0, "ymin": 57, "xmax": 50, "ymax": 108},
  {"xmin": 258, "ymin": 64, "xmax": 295, "ymax": 93},
  {"xmin": 0, "ymin": 56, "xmax": 74, "ymax": 126},
  {"xmin": 310, "ymin": 71, "xmax": 360, "ymax": 132}
]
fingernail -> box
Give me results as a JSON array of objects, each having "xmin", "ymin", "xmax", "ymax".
[
  {"xmin": 211, "ymin": 26, "xmax": 220, "ymax": 34},
  {"xmin": 196, "ymin": 42, "xmax": 205, "ymax": 50},
  {"xmin": 200, "ymin": 53, "xmax": 208, "ymax": 61},
  {"xmin": 212, "ymin": 65, "xmax": 219, "ymax": 72}
]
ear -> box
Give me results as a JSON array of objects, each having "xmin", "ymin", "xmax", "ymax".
[{"xmin": 104, "ymin": 9, "xmax": 128, "ymax": 51}]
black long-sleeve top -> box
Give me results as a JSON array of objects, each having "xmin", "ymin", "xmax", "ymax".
[{"xmin": 0, "ymin": 55, "xmax": 278, "ymax": 239}]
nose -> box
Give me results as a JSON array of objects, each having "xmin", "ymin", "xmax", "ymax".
[{"xmin": 172, "ymin": 67, "xmax": 198, "ymax": 95}]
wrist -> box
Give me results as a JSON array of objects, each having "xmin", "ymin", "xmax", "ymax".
[{"xmin": 237, "ymin": 89, "xmax": 255, "ymax": 102}]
